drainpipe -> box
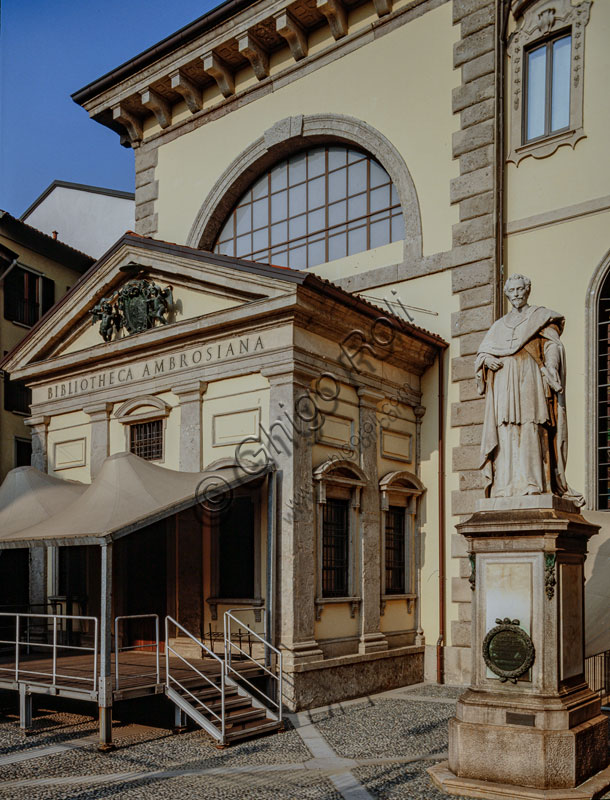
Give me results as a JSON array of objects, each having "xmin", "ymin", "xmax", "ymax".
[
  {"xmin": 495, "ymin": 0, "xmax": 511, "ymax": 317},
  {"xmin": 437, "ymin": 352, "xmax": 446, "ymax": 684}
]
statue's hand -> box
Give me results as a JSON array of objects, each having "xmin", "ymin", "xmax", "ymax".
[{"xmin": 484, "ymin": 356, "xmax": 503, "ymax": 371}]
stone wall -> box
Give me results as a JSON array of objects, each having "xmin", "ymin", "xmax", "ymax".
[
  {"xmin": 284, "ymin": 646, "xmax": 424, "ymax": 710},
  {"xmin": 446, "ymin": 0, "xmax": 498, "ymax": 683},
  {"xmin": 134, "ymin": 146, "xmax": 159, "ymax": 237}
]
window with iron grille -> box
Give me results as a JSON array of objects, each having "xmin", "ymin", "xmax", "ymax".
[
  {"xmin": 3, "ymin": 266, "xmax": 54, "ymax": 327},
  {"xmin": 214, "ymin": 145, "xmax": 403, "ymax": 269},
  {"xmin": 385, "ymin": 506, "xmax": 406, "ymax": 594},
  {"xmin": 129, "ymin": 420, "xmax": 164, "ymax": 461},
  {"xmin": 597, "ymin": 271, "xmax": 610, "ymax": 508},
  {"xmin": 3, "ymin": 374, "xmax": 32, "ymax": 414},
  {"xmin": 322, "ymin": 498, "xmax": 349, "ymax": 598}
]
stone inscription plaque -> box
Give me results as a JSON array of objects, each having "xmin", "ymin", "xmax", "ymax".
[{"xmin": 483, "ymin": 618, "xmax": 535, "ymax": 683}]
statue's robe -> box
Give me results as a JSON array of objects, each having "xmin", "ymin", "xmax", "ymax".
[{"xmin": 475, "ymin": 305, "xmax": 584, "ymax": 504}]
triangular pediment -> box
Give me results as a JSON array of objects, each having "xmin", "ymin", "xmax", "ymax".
[{"xmin": 2, "ymin": 234, "xmax": 305, "ymax": 377}]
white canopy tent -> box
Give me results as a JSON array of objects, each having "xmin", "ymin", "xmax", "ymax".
[
  {"xmin": 0, "ymin": 452, "xmax": 269, "ymax": 548},
  {"xmin": 0, "ymin": 465, "xmax": 85, "ymax": 538}
]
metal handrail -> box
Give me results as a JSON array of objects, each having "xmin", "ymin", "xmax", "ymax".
[
  {"xmin": 165, "ymin": 616, "xmax": 225, "ymax": 738},
  {"xmin": 114, "ymin": 614, "xmax": 160, "ymax": 691},
  {"xmin": 0, "ymin": 612, "xmax": 98, "ymax": 691},
  {"xmin": 223, "ymin": 607, "xmax": 282, "ymax": 721}
]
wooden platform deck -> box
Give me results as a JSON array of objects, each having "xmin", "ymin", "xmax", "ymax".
[{"xmin": 0, "ymin": 650, "xmax": 259, "ymax": 702}]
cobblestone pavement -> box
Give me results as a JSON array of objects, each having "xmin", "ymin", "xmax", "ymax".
[{"xmin": 0, "ymin": 686, "xmax": 608, "ymax": 800}]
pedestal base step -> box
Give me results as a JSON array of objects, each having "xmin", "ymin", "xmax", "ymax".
[{"xmin": 428, "ymin": 761, "xmax": 610, "ymax": 800}]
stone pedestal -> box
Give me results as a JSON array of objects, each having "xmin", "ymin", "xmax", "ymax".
[{"xmin": 429, "ymin": 499, "xmax": 610, "ymax": 799}]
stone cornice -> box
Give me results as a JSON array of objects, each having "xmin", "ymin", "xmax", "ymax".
[{"xmin": 72, "ymin": 0, "xmax": 444, "ymax": 148}]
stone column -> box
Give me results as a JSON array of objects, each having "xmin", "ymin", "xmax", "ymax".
[
  {"xmin": 25, "ymin": 415, "xmax": 50, "ymax": 471},
  {"xmin": 262, "ymin": 366, "xmax": 323, "ymax": 679},
  {"xmin": 84, "ymin": 403, "xmax": 113, "ymax": 478},
  {"xmin": 173, "ymin": 380, "xmax": 206, "ymax": 471},
  {"xmin": 357, "ymin": 387, "xmax": 387, "ymax": 654},
  {"xmin": 24, "ymin": 416, "xmax": 50, "ymax": 610}
]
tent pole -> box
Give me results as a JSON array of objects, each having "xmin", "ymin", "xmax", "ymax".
[{"xmin": 98, "ymin": 541, "xmax": 114, "ymax": 750}]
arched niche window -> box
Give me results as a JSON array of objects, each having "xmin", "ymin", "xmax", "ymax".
[
  {"xmin": 596, "ymin": 270, "xmax": 610, "ymax": 509},
  {"xmin": 214, "ymin": 145, "xmax": 403, "ymax": 269},
  {"xmin": 379, "ymin": 471, "xmax": 424, "ymax": 613},
  {"xmin": 313, "ymin": 459, "xmax": 367, "ymax": 619}
]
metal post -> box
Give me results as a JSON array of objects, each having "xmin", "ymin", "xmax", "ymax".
[
  {"xmin": 174, "ymin": 704, "xmax": 187, "ymax": 732},
  {"xmin": 98, "ymin": 542, "xmax": 114, "ymax": 751},
  {"xmin": 19, "ymin": 684, "xmax": 32, "ymax": 730}
]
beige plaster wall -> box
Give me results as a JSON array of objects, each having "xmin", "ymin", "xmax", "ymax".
[
  {"xmin": 155, "ymin": 2, "xmax": 459, "ymax": 263},
  {"xmin": 506, "ymin": 211, "xmax": 610, "ymax": 501},
  {"xmin": 506, "ymin": 1, "xmax": 610, "ymax": 222}
]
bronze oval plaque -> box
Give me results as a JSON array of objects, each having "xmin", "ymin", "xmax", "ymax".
[{"xmin": 482, "ymin": 618, "xmax": 535, "ymax": 683}]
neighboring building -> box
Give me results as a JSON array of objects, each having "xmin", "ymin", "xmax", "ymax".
[
  {"xmin": 0, "ymin": 0, "xmax": 607, "ymax": 718},
  {"xmin": 21, "ymin": 181, "xmax": 135, "ymax": 259},
  {"xmin": 0, "ymin": 211, "xmax": 94, "ymax": 481}
]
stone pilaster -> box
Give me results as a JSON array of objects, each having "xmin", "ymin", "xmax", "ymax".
[
  {"xmin": 134, "ymin": 146, "xmax": 158, "ymax": 236},
  {"xmin": 357, "ymin": 386, "xmax": 387, "ymax": 654},
  {"xmin": 173, "ymin": 380, "xmax": 206, "ymax": 471},
  {"xmin": 84, "ymin": 403, "xmax": 113, "ymax": 478},
  {"xmin": 263, "ymin": 366, "xmax": 323, "ymax": 673},
  {"xmin": 448, "ymin": 0, "xmax": 498, "ymax": 681},
  {"xmin": 24, "ymin": 415, "xmax": 50, "ymax": 471},
  {"xmin": 23, "ymin": 416, "xmax": 50, "ymax": 610}
]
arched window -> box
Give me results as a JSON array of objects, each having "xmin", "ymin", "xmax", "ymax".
[
  {"xmin": 597, "ymin": 271, "xmax": 610, "ymax": 509},
  {"xmin": 214, "ymin": 145, "xmax": 403, "ymax": 269}
]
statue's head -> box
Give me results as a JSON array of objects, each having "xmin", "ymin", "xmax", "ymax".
[{"xmin": 504, "ymin": 274, "xmax": 531, "ymax": 309}]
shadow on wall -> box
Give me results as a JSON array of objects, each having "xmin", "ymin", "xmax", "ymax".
[{"xmin": 583, "ymin": 510, "xmax": 610, "ymax": 657}]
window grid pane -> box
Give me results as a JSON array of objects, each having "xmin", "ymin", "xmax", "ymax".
[
  {"xmin": 214, "ymin": 146, "xmax": 403, "ymax": 268},
  {"xmin": 322, "ymin": 499, "xmax": 349, "ymax": 598},
  {"xmin": 385, "ymin": 507, "xmax": 406, "ymax": 594},
  {"xmin": 130, "ymin": 420, "xmax": 163, "ymax": 461},
  {"xmin": 598, "ymin": 280, "xmax": 610, "ymax": 508}
]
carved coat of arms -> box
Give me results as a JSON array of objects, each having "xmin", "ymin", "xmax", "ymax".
[{"xmin": 91, "ymin": 268, "xmax": 173, "ymax": 341}]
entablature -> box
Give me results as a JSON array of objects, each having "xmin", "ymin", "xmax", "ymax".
[{"xmin": 72, "ymin": 0, "xmax": 422, "ymax": 148}]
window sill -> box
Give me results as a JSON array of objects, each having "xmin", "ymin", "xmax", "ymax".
[
  {"xmin": 508, "ymin": 127, "xmax": 586, "ymax": 166},
  {"xmin": 9, "ymin": 410, "xmax": 30, "ymax": 417},
  {"xmin": 10, "ymin": 320, "xmax": 35, "ymax": 329},
  {"xmin": 315, "ymin": 596, "xmax": 361, "ymax": 621},
  {"xmin": 380, "ymin": 594, "xmax": 416, "ymax": 615},
  {"xmin": 206, "ymin": 597, "xmax": 263, "ymax": 621}
]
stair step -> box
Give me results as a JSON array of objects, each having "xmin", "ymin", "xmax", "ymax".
[
  {"xmin": 189, "ymin": 685, "xmax": 238, "ymax": 700},
  {"xmin": 225, "ymin": 708, "xmax": 267, "ymax": 726},
  {"xmin": 225, "ymin": 720, "xmax": 282, "ymax": 742},
  {"xmin": 193, "ymin": 696, "xmax": 251, "ymax": 714}
]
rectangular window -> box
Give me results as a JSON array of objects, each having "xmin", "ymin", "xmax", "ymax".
[
  {"xmin": 129, "ymin": 420, "xmax": 163, "ymax": 461},
  {"xmin": 4, "ymin": 374, "xmax": 32, "ymax": 414},
  {"xmin": 385, "ymin": 507, "xmax": 406, "ymax": 594},
  {"xmin": 322, "ymin": 498, "xmax": 349, "ymax": 598},
  {"xmin": 525, "ymin": 33, "xmax": 571, "ymax": 143},
  {"xmin": 3, "ymin": 266, "xmax": 55, "ymax": 326},
  {"xmin": 14, "ymin": 437, "xmax": 32, "ymax": 468}
]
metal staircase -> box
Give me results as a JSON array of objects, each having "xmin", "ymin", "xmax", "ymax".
[{"xmin": 164, "ymin": 613, "xmax": 283, "ymax": 745}]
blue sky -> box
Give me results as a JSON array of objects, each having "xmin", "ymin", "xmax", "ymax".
[{"xmin": 0, "ymin": 0, "xmax": 221, "ymax": 216}]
